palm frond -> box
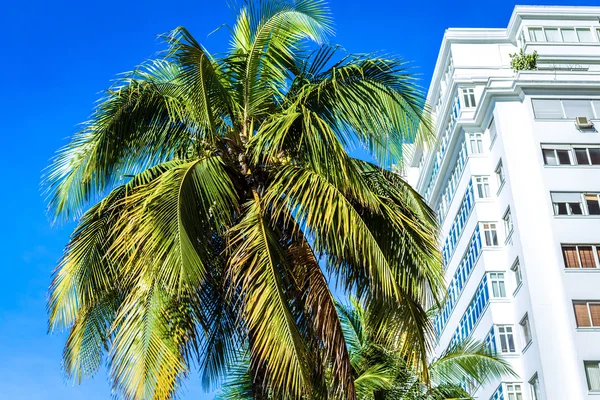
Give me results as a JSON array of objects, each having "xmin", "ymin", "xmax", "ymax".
[
  {"xmin": 109, "ymin": 282, "xmax": 186, "ymax": 400},
  {"xmin": 109, "ymin": 157, "xmax": 238, "ymax": 295},
  {"xmin": 293, "ymin": 54, "xmax": 433, "ymax": 166},
  {"xmin": 429, "ymin": 340, "xmax": 516, "ymax": 387},
  {"xmin": 229, "ymin": 197, "xmax": 311, "ymax": 398},
  {"xmin": 286, "ymin": 235, "xmax": 355, "ymax": 398},
  {"xmin": 44, "ymin": 60, "xmax": 197, "ymax": 220}
]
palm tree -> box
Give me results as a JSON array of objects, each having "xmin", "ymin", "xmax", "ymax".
[
  {"xmin": 337, "ymin": 299, "xmax": 515, "ymax": 400},
  {"xmin": 44, "ymin": 1, "xmax": 443, "ymax": 399},
  {"xmin": 216, "ymin": 299, "xmax": 514, "ymax": 400}
]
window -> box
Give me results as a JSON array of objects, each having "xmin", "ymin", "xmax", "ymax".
[
  {"xmin": 488, "ymin": 118, "xmax": 498, "ymax": 144},
  {"xmin": 532, "ymin": 98, "xmax": 600, "ymax": 120},
  {"xmin": 542, "ymin": 148, "xmax": 572, "ymax": 165},
  {"xmin": 520, "ymin": 314, "xmax": 532, "ymax": 348},
  {"xmin": 495, "ymin": 161, "xmax": 505, "ymax": 188},
  {"xmin": 532, "ymin": 99, "xmax": 564, "ymax": 119},
  {"xmin": 529, "ymin": 374, "xmax": 541, "ymax": 400},
  {"xmin": 452, "ymin": 95, "xmax": 461, "ymax": 119},
  {"xmin": 482, "ymin": 223, "xmax": 499, "ymax": 246},
  {"xmin": 544, "ymin": 27, "xmax": 560, "ymax": 42},
  {"xmin": 562, "ymin": 244, "xmax": 600, "ymax": 269},
  {"xmin": 511, "ymin": 260, "xmax": 523, "ymax": 290},
  {"xmin": 462, "ymin": 87, "xmax": 476, "ymax": 108},
  {"xmin": 506, "ymin": 383, "xmax": 523, "ymax": 400},
  {"xmin": 497, "ymin": 325, "xmax": 516, "ymax": 353},
  {"xmin": 469, "ymin": 133, "xmax": 483, "ymax": 154},
  {"xmin": 585, "ymin": 194, "xmax": 600, "ymax": 215},
  {"xmin": 489, "ymin": 272, "xmax": 506, "ymax": 298},
  {"xmin": 564, "ymin": 99, "xmax": 595, "ymax": 119},
  {"xmin": 503, "ymin": 208, "xmax": 514, "ymax": 237},
  {"xmin": 552, "ymin": 192, "xmax": 600, "ymax": 216},
  {"xmin": 573, "ymin": 301, "xmax": 600, "ymax": 328},
  {"xmin": 528, "ymin": 27, "xmax": 595, "ymax": 43},
  {"xmin": 528, "ymin": 27, "xmax": 545, "ymax": 42},
  {"xmin": 562, "ymin": 28, "xmax": 577, "ymax": 42},
  {"xmin": 491, "ymin": 383, "xmax": 524, "ymax": 400},
  {"xmin": 474, "ymin": 176, "xmax": 490, "ymax": 198},
  {"xmin": 542, "ymin": 145, "xmax": 600, "ymax": 166},
  {"xmin": 585, "ymin": 361, "xmax": 600, "ymax": 391},
  {"xmin": 551, "ymin": 192, "xmax": 583, "ymax": 216},
  {"xmin": 577, "ymin": 28, "xmax": 594, "ymax": 42},
  {"xmin": 485, "ymin": 327, "xmax": 497, "ymax": 354}
]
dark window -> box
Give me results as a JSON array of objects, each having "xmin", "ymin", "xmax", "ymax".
[
  {"xmin": 589, "ymin": 149, "xmax": 600, "ymax": 165},
  {"xmin": 557, "ymin": 150, "xmax": 571, "ymax": 165},
  {"xmin": 556, "ymin": 203, "xmax": 568, "ymax": 215},
  {"xmin": 575, "ymin": 148, "xmax": 590, "ymax": 165},
  {"xmin": 586, "ymin": 195, "xmax": 600, "ymax": 215},
  {"xmin": 570, "ymin": 202, "xmax": 583, "ymax": 215}
]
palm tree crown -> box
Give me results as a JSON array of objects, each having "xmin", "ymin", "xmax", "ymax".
[{"xmin": 45, "ymin": 1, "xmax": 443, "ymax": 399}]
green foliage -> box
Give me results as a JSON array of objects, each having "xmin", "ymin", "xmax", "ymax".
[
  {"xmin": 44, "ymin": 1, "xmax": 442, "ymax": 399},
  {"xmin": 509, "ymin": 49, "xmax": 538, "ymax": 72},
  {"xmin": 216, "ymin": 299, "xmax": 516, "ymax": 400}
]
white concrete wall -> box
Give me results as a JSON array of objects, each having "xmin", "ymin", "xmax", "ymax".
[{"xmin": 411, "ymin": 6, "xmax": 600, "ymax": 400}]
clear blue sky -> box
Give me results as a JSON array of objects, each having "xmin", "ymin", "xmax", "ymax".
[{"xmin": 1, "ymin": 0, "xmax": 597, "ymax": 399}]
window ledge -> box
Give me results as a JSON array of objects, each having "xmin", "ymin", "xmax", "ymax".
[
  {"xmin": 513, "ymin": 283, "xmax": 523, "ymax": 297},
  {"xmin": 565, "ymin": 268, "xmax": 600, "ymax": 273},
  {"xmin": 544, "ymin": 165, "xmax": 600, "ymax": 168},
  {"xmin": 526, "ymin": 41, "xmax": 600, "ymax": 47},
  {"xmin": 576, "ymin": 327, "xmax": 600, "ymax": 332},
  {"xmin": 483, "ymin": 246, "xmax": 503, "ymax": 251},
  {"xmin": 554, "ymin": 215, "xmax": 600, "ymax": 219},
  {"xmin": 490, "ymin": 298, "xmax": 511, "ymax": 303},
  {"xmin": 522, "ymin": 340, "xmax": 533, "ymax": 354},
  {"xmin": 499, "ymin": 353, "xmax": 519, "ymax": 358}
]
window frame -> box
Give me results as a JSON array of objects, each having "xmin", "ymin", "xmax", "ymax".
[
  {"xmin": 481, "ymin": 222, "xmax": 499, "ymax": 247},
  {"xmin": 461, "ymin": 87, "xmax": 476, "ymax": 108},
  {"xmin": 529, "ymin": 373, "xmax": 541, "ymax": 400},
  {"xmin": 584, "ymin": 361, "xmax": 600, "ymax": 392},
  {"xmin": 511, "ymin": 259, "xmax": 523, "ymax": 294},
  {"xmin": 542, "ymin": 144, "xmax": 600, "ymax": 166},
  {"xmin": 520, "ymin": 314, "xmax": 532, "ymax": 350},
  {"xmin": 573, "ymin": 300, "xmax": 600, "ymax": 329},
  {"xmin": 495, "ymin": 160, "xmax": 505, "ymax": 193},
  {"xmin": 497, "ymin": 325, "xmax": 517, "ymax": 354},
  {"xmin": 532, "ymin": 98, "xmax": 600, "ymax": 120},
  {"xmin": 503, "ymin": 208, "xmax": 514, "ymax": 240},
  {"xmin": 489, "ymin": 272, "xmax": 507, "ymax": 298},
  {"xmin": 552, "ymin": 192, "xmax": 600, "ymax": 216},
  {"xmin": 562, "ymin": 244, "xmax": 600, "ymax": 269},
  {"xmin": 473, "ymin": 176, "xmax": 491, "ymax": 199},
  {"xmin": 468, "ymin": 132, "xmax": 484, "ymax": 154},
  {"xmin": 528, "ymin": 26, "xmax": 596, "ymax": 43}
]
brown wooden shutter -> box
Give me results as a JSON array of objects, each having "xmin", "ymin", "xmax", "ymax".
[
  {"xmin": 574, "ymin": 303, "xmax": 592, "ymax": 327},
  {"xmin": 590, "ymin": 303, "xmax": 600, "ymax": 327},
  {"xmin": 562, "ymin": 246, "xmax": 579, "ymax": 268},
  {"xmin": 579, "ymin": 247, "xmax": 596, "ymax": 268}
]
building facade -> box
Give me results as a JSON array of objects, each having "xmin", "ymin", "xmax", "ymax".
[{"xmin": 406, "ymin": 6, "xmax": 600, "ymax": 400}]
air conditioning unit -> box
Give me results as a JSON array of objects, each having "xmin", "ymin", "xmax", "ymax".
[{"xmin": 575, "ymin": 116, "xmax": 594, "ymax": 129}]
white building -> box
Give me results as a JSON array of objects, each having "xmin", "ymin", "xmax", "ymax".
[{"xmin": 406, "ymin": 6, "xmax": 600, "ymax": 400}]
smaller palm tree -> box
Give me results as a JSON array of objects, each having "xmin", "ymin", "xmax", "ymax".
[
  {"xmin": 337, "ymin": 298, "xmax": 515, "ymax": 400},
  {"xmin": 216, "ymin": 298, "xmax": 515, "ymax": 399}
]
